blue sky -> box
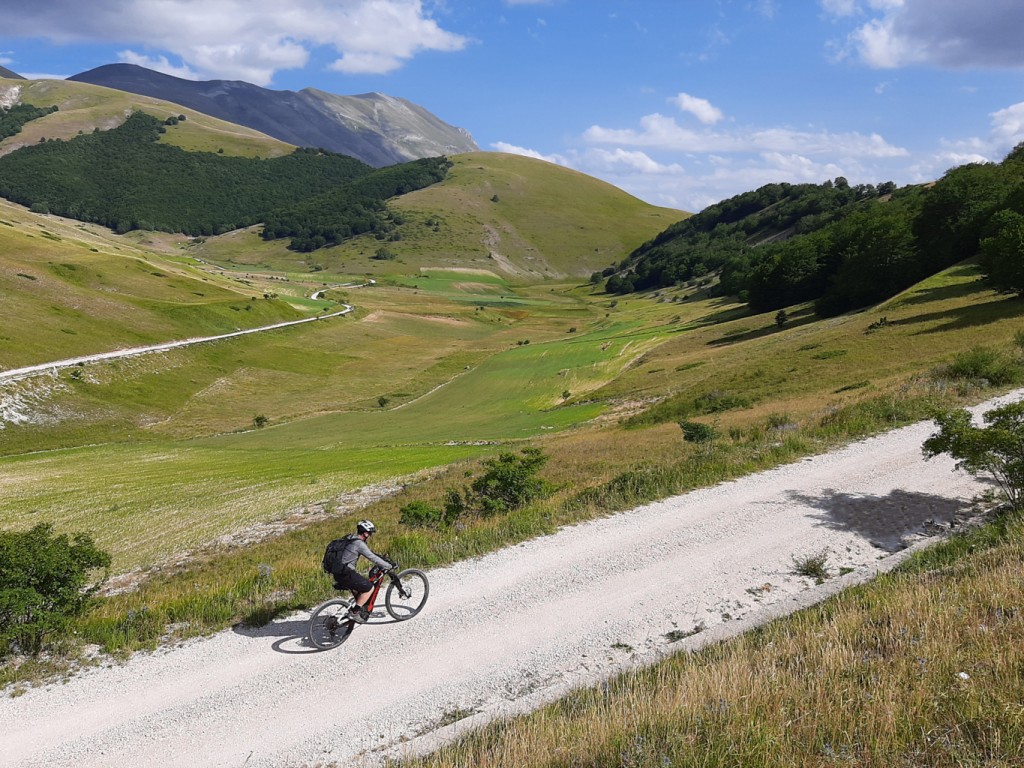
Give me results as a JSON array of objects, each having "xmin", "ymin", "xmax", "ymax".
[{"xmin": 2, "ymin": 0, "xmax": 1023, "ymax": 212}]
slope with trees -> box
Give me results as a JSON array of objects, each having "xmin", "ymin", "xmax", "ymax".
[
  {"xmin": 605, "ymin": 143, "xmax": 1024, "ymax": 314},
  {"xmin": 0, "ymin": 111, "xmax": 452, "ymax": 249}
]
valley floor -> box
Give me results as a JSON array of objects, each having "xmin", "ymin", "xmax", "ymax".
[{"xmin": 2, "ymin": 390, "xmax": 1020, "ymax": 768}]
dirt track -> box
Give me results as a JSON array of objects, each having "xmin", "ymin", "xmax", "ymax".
[{"xmin": 2, "ymin": 390, "xmax": 1019, "ymax": 768}]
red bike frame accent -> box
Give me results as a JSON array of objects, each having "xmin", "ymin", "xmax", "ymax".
[{"xmin": 360, "ymin": 566, "xmax": 388, "ymax": 613}]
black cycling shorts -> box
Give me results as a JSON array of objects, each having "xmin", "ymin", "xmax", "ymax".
[{"xmin": 333, "ymin": 568, "xmax": 372, "ymax": 594}]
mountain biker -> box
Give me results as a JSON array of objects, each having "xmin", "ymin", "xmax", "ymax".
[{"xmin": 332, "ymin": 519, "xmax": 393, "ymax": 623}]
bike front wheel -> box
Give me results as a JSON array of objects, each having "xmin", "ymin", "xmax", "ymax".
[
  {"xmin": 308, "ymin": 598, "xmax": 356, "ymax": 650},
  {"xmin": 385, "ymin": 569, "xmax": 429, "ymax": 621}
]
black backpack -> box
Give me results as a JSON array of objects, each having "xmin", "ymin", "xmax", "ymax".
[{"xmin": 321, "ymin": 534, "xmax": 358, "ymax": 575}]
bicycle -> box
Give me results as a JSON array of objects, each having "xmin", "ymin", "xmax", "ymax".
[{"xmin": 307, "ymin": 563, "xmax": 429, "ymax": 650}]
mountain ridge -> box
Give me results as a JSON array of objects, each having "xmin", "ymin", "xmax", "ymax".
[{"xmin": 68, "ymin": 63, "xmax": 478, "ymax": 166}]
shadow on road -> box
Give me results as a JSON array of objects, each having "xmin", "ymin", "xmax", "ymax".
[
  {"xmin": 231, "ymin": 610, "xmax": 400, "ymax": 654},
  {"xmin": 788, "ymin": 487, "xmax": 980, "ymax": 552}
]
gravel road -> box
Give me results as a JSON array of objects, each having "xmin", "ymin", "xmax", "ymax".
[{"xmin": 3, "ymin": 390, "xmax": 1020, "ymax": 768}]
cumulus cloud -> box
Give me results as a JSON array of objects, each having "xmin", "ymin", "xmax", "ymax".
[
  {"xmin": 0, "ymin": 0, "xmax": 468, "ymax": 84},
  {"xmin": 584, "ymin": 148, "xmax": 684, "ymax": 175},
  {"xmin": 671, "ymin": 93, "xmax": 723, "ymax": 125},
  {"xmin": 827, "ymin": 0, "xmax": 1024, "ymax": 69},
  {"xmin": 583, "ymin": 112, "xmax": 907, "ymax": 158},
  {"xmin": 118, "ymin": 51, "xmax": 199, "ymax": 81},
  {"xmin": 491, "ymin": 142, "xmax": 569, "ymax": 166}
]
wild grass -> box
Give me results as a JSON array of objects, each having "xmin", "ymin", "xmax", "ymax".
[{"xmin": 395, "ymin": 511, "xmax": 1024, "ymax": 768}]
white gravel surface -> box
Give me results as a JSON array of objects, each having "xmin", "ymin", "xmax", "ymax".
[{"xmin": 3, "ymin": 390, "xmax": 1020, "ymax": 768}]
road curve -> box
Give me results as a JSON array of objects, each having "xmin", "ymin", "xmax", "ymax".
[{"xmin": 2, "ymin": 389, "xmax": 1020, "ymax": 768}]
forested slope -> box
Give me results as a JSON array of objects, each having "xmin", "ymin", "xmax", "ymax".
[
  {"xmin": 0, "ymin": 111, "xmax": 451, "ymax": 249},
  {"xmin": 607, "ymin": 143, "xmax": 1024, "ymax": 314}
]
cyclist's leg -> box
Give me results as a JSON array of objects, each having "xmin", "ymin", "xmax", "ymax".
[{"xmin": 334, "ymin": 569, "xmax": 373, "ymax": 621}]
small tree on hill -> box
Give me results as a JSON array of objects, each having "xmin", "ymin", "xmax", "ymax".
[
  {"xmin": 469, "ymin": 448, "xmax": 551, "ymax": 516},
  {"xmin": 923, "ymin": 401, "xmax": 1024, "ymax": 509},
  {"xmin": 0, "ymin": 524, "xmax": 111, "ymax": 656}
]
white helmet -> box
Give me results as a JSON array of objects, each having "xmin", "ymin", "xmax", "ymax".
[{"xmin": 356, "ymin": 519, "xmax": 376, "ymax": 535}]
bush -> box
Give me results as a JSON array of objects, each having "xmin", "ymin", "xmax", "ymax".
[
  {"xmin": 469, "ymin": 448, "xmax": 551, "ymax": 516},
  {"xmin": 679, "ymin": 420, "xmax": 717, "ymax": 444},
  {"xmin": 0, "ymin": 524, "xmax": 111, "ymax": 656},
  {"xmin": 941, "ymin": 346, "xmax": 1024, "ymax": 387},
  {"xmin": 924, "ymin": 400, "xmax": 1024, "ymax": 508},
  {"xmin": 399, "ymin": 501, "xmax": 446, "ymax": 529}
]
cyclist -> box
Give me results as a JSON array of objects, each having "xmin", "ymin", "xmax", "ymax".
[{"xmin": 331, "ymin": 519, "xmax": 393, "ymax": 623}]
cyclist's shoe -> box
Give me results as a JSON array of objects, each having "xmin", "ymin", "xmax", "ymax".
[{"xmin": 348, "ymin": 606, "xmax": 369, "ymax": 624}]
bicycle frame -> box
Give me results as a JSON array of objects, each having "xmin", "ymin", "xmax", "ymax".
[{"xmin": 359, "ymin": 566, "xmax": 389, "ymax": 613}]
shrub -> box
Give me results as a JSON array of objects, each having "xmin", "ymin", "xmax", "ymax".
[
  {"xmin": 678, "ymin": 420, "xmax": 717, "ymax": 444},
  {"xmin": 924, "ymin": 400, "xmax": 1024, "ymax": 508},
  {"xmin": 399, "ymin": 501, "xmax": 446, "ymax": 529},
  {"xmin": 941, "ymin": 346, "xmax": 1024, "ymax": 386},
  {"xmin": 0, "ymin": 524, "xmax": 111, "ymax": 656},
  {"xmin": 469, "ymin": 448, "xmax": 550, "ymax": 516},
  {"xmin": 693, "ymin": 391, "xmax": 752, "ymax": 414}
]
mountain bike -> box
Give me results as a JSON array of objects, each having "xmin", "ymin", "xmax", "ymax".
[{"xmin": 307, "ymin": 564, "xmax": 429, "ymax": 650}]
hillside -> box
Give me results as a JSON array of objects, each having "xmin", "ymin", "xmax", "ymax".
[
  {"xmin": 190, "ymin": 152, "xmax": 686, "ymax": 280},
  {"xmin": 0, "ymin": 76, "xmax": 293, "ymax": 158},
  {"xmin": 0, "ymin": 198, "xmax": 306, "ymax": 372},
  {"xmin": 608, "ymin": 143, "xmax": 1024, "ymax": 316},
  {"xmin": 68, "ymin": 63, "xmax": 478, "ymax": 166}
]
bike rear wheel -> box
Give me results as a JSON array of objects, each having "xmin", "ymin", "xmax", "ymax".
[
  {"xmin": 385, "ymin": 569, "xmax": 429, "ymax": 620},
  {"xmin": 308, "ymin": 598, "xmax": 356, "ymax": 650}
]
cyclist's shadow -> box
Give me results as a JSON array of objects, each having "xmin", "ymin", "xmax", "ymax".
[{"xmin": 232, "ymin": 610, "xmax": 400, "ymax": 655}]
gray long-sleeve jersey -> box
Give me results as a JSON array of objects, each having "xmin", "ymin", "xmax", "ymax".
[{"xmin": 339, "ymin": 536, "xmax": 391, "ymax": 572}]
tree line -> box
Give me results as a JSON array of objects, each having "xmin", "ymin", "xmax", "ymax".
[
  {"xmin": 0, "ymin": 102, "xmax": 59, "ymax": 141},
  {"xmin": 0, "ymin": 110, "xmax": 451, "ymax": 250},
  {"xmin": 604, "ymin": 143, "xmax": 1024, "ymax": 312},
  {"xmin": 261, "ymin": 156, "xmax": 452, "ymax": 252}
]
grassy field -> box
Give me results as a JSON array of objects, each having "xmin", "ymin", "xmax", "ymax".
[{"xmin": 0, "ymin": 199, "xmax": 305, "ymax": 370}]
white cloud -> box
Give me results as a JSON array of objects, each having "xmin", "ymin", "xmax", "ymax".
[
  {"xmin": 491, "ymin": 142, "xmax": 569, "ymax": 166},
  {"xmin": 585, "ymin": 148, "xmax": 684, "ymax": 175},
  {"xmin": 583, "ymin": 112, "xmax": 907, "ymax": 158},
  {"xmin": 0, "ymin": 1, "xmax": 469, "ymax": 85},
  {"xmin": 19, "ymin": 72, "xmax": 70, "ymax": 81},
  {"xmin": 671, "ymin": 93, "xmax": 723, "ymax": 125},
  {"xmin": 829, "ymin": 0, "xmax": 1024, "ymax": 69},
  {"xmin": 991, "ymin": 102, "xmax": 1024, "ymax": 147},
  {"xmin": 118, "ymin": 51, "xmax": 200, "ymax": 81}
]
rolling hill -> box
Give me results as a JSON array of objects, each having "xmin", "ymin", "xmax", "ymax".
[
  {"xmin": 0, "ymin": 75, "xmax": 294, "ymax": 158},
  {"xmin": 190, "ymin": 151, "xmax": 687, "ymax": 280}
]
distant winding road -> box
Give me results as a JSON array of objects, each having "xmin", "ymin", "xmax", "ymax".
[{"xmin": 0, "ymin": 304, "xmax": 353, "ymax": 384}]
